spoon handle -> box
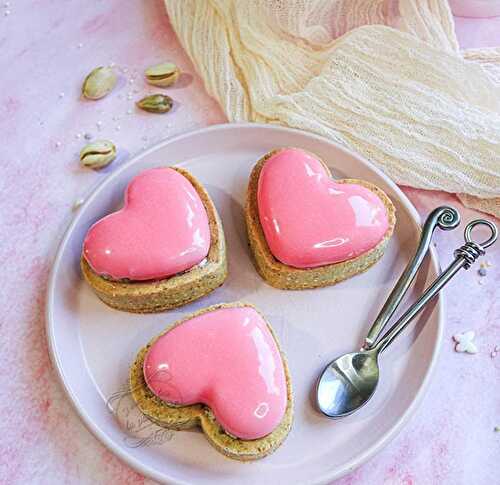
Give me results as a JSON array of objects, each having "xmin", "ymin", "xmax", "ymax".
[
  {"xmin": 364, "ymin": 206, "xmax": 460, "ymax": 349},
  {"xmin": 374, "ymin": 219, "xmax": 498, "ymax": 354}
]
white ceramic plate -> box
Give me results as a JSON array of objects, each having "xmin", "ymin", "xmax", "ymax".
[{"xmin": 46, "ymin": 123, "xmax": 442, "ymax": 485}]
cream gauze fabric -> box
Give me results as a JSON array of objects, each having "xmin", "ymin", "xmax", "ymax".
[{"xmin": 165, "ymin": 0, "xmax": 500, "ymax": 217}]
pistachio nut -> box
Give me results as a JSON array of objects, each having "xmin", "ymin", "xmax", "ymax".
[
  {"xmin": 145, "ymin": 62, "xmax": 180, "ymax": 87},
  {"xmin": 82, "ymin": 66, "xmax": 117, "ymax": 100},
  {"xmin": 79, "ymin": 140, "xmax": 117, "ymax": 169},
  {"xmin": 136, "ymin": 94, "xmax": 173, "ymax": 113}
]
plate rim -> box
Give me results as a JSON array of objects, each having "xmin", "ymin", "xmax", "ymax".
[{"xmin": 46, "ymin": 122, "xmax": 443, "ymax": 484}]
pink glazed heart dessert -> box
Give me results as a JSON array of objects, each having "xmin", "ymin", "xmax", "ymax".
[
  {"xmin": 245, "ymin": 148, "xmax": 396, "ymax": 289},
  {"xmin": 83, "ymin": 167, "xmax": 211, "ymax": 281},
  {"xmin": 81, "ymin": 167, "xmax": 228, "ymax": 313},
  {"xmin": 130, "ymin": 303, "xmax": 293, "ymax": 460}
]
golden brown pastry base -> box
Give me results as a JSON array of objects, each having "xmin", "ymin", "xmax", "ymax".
[
  {"xmin": 129, "ymin": 302, "xmax": 294, "ymax": 461},
  {"xmin": 81, "ymin": 167, "xmax": 228, "ymax": 313},
  {"xmin": 245, "ymin": 149, "xmax": 396, "ymax": 290}
]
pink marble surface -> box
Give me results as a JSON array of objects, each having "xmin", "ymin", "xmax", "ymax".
[{"xmin": 1, "ymin": 1, "xmax": 498, "ymax": 484}]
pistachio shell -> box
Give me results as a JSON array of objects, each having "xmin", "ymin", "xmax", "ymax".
[
  {"xmin": 82, "ymin": 67, "xmax": 117, "ymax": 100},
  {"xmin": 145, "ymin": 62, "xmax": 180, "ymax": 87},
  {"xmin": 136, "ymin": 94, "xmax": 173, "ymax": 113},
  {"xmin": 79, "ymin": 140, "xmax": 117, "ymax": 169}
]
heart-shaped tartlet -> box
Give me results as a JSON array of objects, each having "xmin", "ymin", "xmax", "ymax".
[
  {"xmin": 130, "ymin": 303, "xmax": 293, "ymax": 461},
  {"xmin": 245, "ymin": 148, "xmax": 396, "ymax": 289},
  {"xmin": 81, "ymin": 167, "xmax": 227, "ymax": 312}
]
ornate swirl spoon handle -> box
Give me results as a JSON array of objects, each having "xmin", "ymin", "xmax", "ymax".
[
  {"xmin": 373, "ymin": 219, "xmax": 498, "ymax": 354},
  {"xmin": 364, "ymin": 207, "xmax": 461, "ymax": 349}
]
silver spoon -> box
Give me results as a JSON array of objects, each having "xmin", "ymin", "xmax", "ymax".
[{"xmin": 316, "ymin": 209, "xmax": 498, "ymax": 418}]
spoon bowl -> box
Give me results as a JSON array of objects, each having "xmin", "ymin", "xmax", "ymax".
[{"xmin": 317, "ymin": 349, "xmax": 380, "ymax": 418}]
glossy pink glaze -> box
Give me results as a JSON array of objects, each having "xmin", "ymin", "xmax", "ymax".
[
  {"xmin": 257, "ymin": 148, "xmax": 390, "ymax": 268},
  {"xmin": 83, "ymin": 167, "xmax": 210, "ymax": 280},
  {"xmin": 143, "ymin": 306, "xmax": 287, "ymax": 440}
]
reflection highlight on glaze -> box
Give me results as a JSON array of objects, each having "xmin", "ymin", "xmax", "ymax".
[
  {"xmin": 254, "ymin": 402, "xmax": 270, "ymax": 419},
  {"xmin": 251, "ymin": 326, "xmax": 280, "ymax": 396},
  {"xmin": 313, "ymin": 237, "xmax": 349, "ymax": 249},
  {"xmin": 348, "ymin": 195, "xmax": 383, "ymax": 227}
]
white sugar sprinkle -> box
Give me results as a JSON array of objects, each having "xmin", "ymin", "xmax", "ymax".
[{"xmin": 453, "ymin": 331, "xmax": 478, "ymax": 354}]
